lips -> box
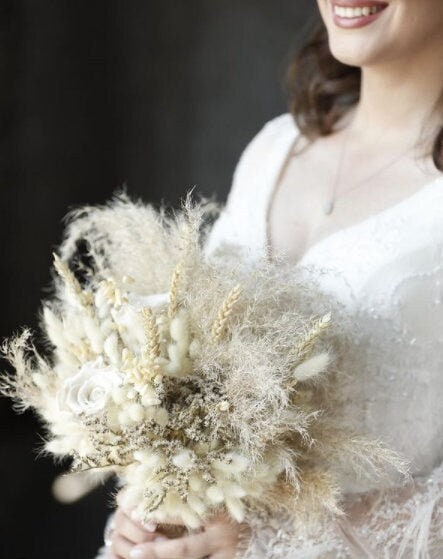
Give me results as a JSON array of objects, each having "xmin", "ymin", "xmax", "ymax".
[
  {"xmin": 331, "ymin": 0, "xmax": 388, "ymax": 6},
  {"xmin": 330, "ymin": 0, "xmax": 389, "ymax": 28}
]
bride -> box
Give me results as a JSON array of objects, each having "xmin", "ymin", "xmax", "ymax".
[{"xmin": 104, "ymin": 0, "xmax": 443, "ymax": 557}]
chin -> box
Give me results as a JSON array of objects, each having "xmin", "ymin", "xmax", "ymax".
[
  {"xmin": 316, "ymin": 0, "xmax": 443, "ymax": 68},
  {"xmin": 316, "ymin": 0, "xmax": 395, "ymax": 66},
  {"xmin": 327, "ymin": 34, "xmax": 387, "ymax": 67}
]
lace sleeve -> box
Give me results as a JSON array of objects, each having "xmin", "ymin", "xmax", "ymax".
[
  {"xmin": 233, "ymin": 464, "xmax": 443, "ymax": 559},
  {"xmin": 336, "ymin": 461, "xmax": 443, "ymax": 558},
  {"xmin": 94, "ymin": 545, "xmax": 110, "ymax": 559},
  {"xmin": 234, "ymin": 509, "xmax": 352, "ymax": 559},
  {"xmin": 333, "ymin": 229, "xmax": 443, "ymax": 558},
  {"xmin": 93, "ymin": 513, "xmax": 115, "ymax": 559}
]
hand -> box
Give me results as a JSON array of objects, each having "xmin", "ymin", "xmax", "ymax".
[
  {"xmin": 108, "ymin": 491, "xmax": 248, "ymax": 559},
  {"xmin": 106, "ymin": 491, "xmax": 162, "ymax": 559}
]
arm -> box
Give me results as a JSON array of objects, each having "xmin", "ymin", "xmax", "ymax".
[
  {"xmin": 204, "ymin": 113, "xmax": 297, "ymax": 260},
  {"xmin": 335, "ymin": 459, "xmax": 443, "ymax": 557},
  {"xmin": 231, "ymin": 463, "xmax": 443, "ymax": 559},
  {"xmin": 335, "ymin": 232, "xmax": 443, "ymax": 558}
]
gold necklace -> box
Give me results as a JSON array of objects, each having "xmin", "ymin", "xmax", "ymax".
[{"xmin": 324, "ymin": 126, "xmax": 415, "ymax": 216}]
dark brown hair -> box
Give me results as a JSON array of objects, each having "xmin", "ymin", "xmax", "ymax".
[{"xmin": 286, "ymin": 22, "xmax": 443, "ymax": 171}]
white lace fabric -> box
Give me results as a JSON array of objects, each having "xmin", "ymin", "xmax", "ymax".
[
  {"xmin": 234, "ymin": 463, "xmax": 443, "ymax": 559},
  {"xmin": 205, "ymin": 114, "xmax": 443, "ymax": 558}
]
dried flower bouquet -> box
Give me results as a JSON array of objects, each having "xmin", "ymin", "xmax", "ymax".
[{"xmin": 1, "ymin": 194, "xmax": 409, "ymax": 533}]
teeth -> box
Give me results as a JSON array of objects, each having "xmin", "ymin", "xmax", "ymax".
[{"xmin": 334, "ymin": 5, "xmax": 383, "ymax": 18}]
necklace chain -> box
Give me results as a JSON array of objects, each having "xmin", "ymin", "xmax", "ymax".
[{"xmin": 324, "ymin": 125, "xmax": 415, "ymax": 215}]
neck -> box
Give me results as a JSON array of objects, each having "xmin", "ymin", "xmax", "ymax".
[{"xmin": 350, "ymin": 42, "xmax": 443, "ymax": 149}]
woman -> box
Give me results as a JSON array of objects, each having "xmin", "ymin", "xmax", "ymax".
[{"xmin": 104, "ymin": 0, "xmax": 443, "ymax": 557}]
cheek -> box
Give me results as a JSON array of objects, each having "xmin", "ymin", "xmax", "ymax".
[
  {"xmin": 316, "ymin": 0, "xmax": 330, "ymax": 28},
  {"xmin": 386, "ymin": 1, "xmax": 443, "ymax": 60},
  {"xmin": 401, "ymin": 0, "xmax": 443, "ymax": 38}
]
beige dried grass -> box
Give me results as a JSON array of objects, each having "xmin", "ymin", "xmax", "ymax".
[{"xmin": 0, "ymin": 193, "xmax": 411, "ymax": 529}]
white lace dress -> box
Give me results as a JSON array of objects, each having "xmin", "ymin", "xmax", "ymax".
[{"xmin": 204, "ymin": 114, "xmax": 443, "ymax": 558}]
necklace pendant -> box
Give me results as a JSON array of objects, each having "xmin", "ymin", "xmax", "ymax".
[{"xmin": 324, "ymin": 200, "xmax": 334, "ymax": 215}]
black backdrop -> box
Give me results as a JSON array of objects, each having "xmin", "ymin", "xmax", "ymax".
[{"xmin": 1, "ymin": 2, "xmax": 318, "ymax": 558}]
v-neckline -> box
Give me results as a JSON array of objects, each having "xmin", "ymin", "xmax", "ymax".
[{"xmin": 264, "ymin": 122, "xmax": 443, "ymax": 266}]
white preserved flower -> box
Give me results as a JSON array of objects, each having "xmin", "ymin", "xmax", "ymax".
[
  {"xmin": 111, "ymin": 304, "xmax": 146, "ymax": 354},
  {"xmin": 61, "ymin": 358, "xmax": 123, "ymax": 415},
  {"xmin": 293, "ymin": 351, "xmax": 331, "ymax": 381},
  {"xmin": 110, "ymin": 292, "xmax": 169, "ymax": 354},
  {"xmin": 172, "ymin": 449, "xmax": 196, "ymax": 470},
  {"xmin": 128, "ymin": 292, "xmax": 169, "ymax": 309}
]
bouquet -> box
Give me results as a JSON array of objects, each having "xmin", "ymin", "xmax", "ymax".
[{"xmin": 1, "ymin": 193, "xmax": 410, "ymax": 535}]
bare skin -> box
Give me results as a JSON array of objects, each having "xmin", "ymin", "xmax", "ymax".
[
  {"xmin": 270, "ymin": 0, "xmax": 443, "ymax": 263},
  {"xmin": 108, "ymin": 490, "xmax": 244, "ymax": 559},
  {"xmin": 109, "ymin": 1, "xmax": 443, "ymax": 557}
]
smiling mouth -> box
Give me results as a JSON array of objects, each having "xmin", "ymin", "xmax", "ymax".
[
  {"xmin": 330, "ymin": 1, "xmax": 389, "ymax": 27},
  {"xmin": 333, "ymin": 4, "xmax": 386, "ymax": 18}
]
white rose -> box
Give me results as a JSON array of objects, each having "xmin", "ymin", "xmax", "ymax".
[{"xmin": 62, "ymin": 358, "xmax": 123, "ymax": 416}]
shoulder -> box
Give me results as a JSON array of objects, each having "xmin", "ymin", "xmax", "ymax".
[
  {"xmin": 230, "ymin": 113, "xmax": 298, "ymax": 196},
  {"xmin": 241, "ymin": 112, "xmax": 298, "ymax": 153},
  {"xmin": 225, "ymin": 113, "xmax": 299, "ymax": 216},
  {"xmin": 204, "ymin": 113, "xmax": 299, "ymax": 258}
]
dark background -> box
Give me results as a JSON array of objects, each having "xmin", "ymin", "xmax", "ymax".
[{"xmin": 0, "ymin": 2, "xmax": 318, "ymax": 558}]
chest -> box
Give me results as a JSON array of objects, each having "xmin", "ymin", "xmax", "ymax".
[{"xmin": 267, "ymin": 141, "xmax": 441, "ymax": 265}]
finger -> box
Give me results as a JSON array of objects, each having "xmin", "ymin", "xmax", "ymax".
[
  {"xmin": 115, "ymin": 491, "xmax": 158, "ymax": 533},
  {"xmin": 116, "ymin": 489, "xmax": 133, "ymax": 515},
  {"xmin": 205, "ymin": 516, "xmax": 244, "ymax": 547},
  {"xmin": 129, "ymin": 530, "xmax": 213, "ymax": 559},
  {"xmin": 111, "ymin": 533, "xmax": 134, "ymax": 559},
  {"xmin": 152, "ymin": 517, "xmax": 187, "ymax": 526},
  {"xmin": 114, "ymin": 509, "xmax": 157, "ymax": 545}
]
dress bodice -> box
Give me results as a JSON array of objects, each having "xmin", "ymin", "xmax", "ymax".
[{"xmin": 205, "ymin": 114, "xmax": 443, "ymax": 493}]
